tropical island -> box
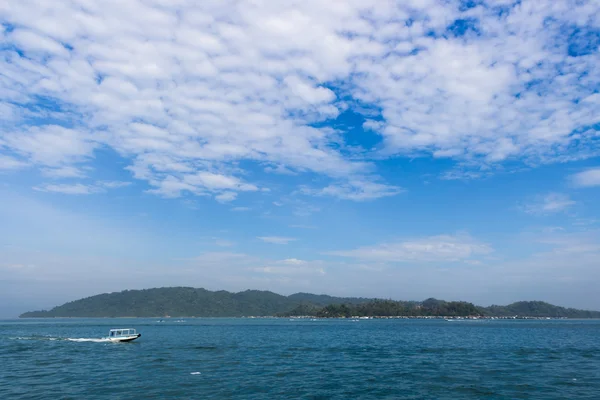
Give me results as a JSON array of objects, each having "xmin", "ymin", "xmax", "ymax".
[{"xmin": 19, "ymin": 287, "xmax": 600, "ymax": 319}]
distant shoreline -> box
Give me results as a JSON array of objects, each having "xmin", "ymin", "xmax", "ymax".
[
  {"xmin": 16, "ymin": 315, "xmax": 598, "ymax": 320},
  {"xmin": 19, "ymin": 287, "xmax": 600, "ymax": 319}
]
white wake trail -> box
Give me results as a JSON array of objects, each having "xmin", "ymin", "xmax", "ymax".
[{"xmin": 67, "ymin": 338, "xmax": 111, "ymax": 343}]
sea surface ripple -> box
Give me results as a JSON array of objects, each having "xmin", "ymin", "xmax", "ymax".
[{"xmin": 1, "ymin": 318, "xmax": 599, "ymax": 399}]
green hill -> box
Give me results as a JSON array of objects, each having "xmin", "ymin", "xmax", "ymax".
[
  {"xmin": 482, "ymin": 301, "xmax": 600, "ymax": 318},
  {"xmin": 18, "ymin": 287, "xmax": 600, "ymax": 318},
  {"xmin": 19, "ymin": 287, "xmax": 373, "ymax": 318}
]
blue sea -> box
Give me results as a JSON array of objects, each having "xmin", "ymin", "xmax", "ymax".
[{"xmin": 1, "ymin": 318, "xmax": 599, "ymax": 399}]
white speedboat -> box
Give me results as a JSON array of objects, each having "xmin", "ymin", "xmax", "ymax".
[{"xmin": 107, "ymin": 328, "xmax": 141, "ymax": 342}]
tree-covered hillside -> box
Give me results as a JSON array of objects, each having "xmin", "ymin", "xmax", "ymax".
[
  {"xmin": 281, "ymin": 298, "xmax": 481, "ymax": 318},
  {"xmin": 19, "ymin": 287, "xmax": 600, "ymax": 318},
  {"xmin": 482, "ymin": 301, "xmax": 600, "ymax": 318},
  {"xmin": 19, "ymin": 287, "xmax": 373, "ymax": 318}
]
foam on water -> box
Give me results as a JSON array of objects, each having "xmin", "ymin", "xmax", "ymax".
[
  {"xmin": 11, "ymin": 336, "xmax": 64, "ymax": 341},
  {"xmin": 10, "ymin": 335, "xmax": 113, "ymax": 343},
  {"xmin": 67, "ymin": 338, "xmax": 111, "ymax": 343}
]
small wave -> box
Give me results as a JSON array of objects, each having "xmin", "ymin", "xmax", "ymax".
[
  {"xmin": 190, "ymin": 372, "xmax": 201, "ymax": 375},
  {"xmin": 445, "ymin": 319, "xmax": 487, "ymax": 322},
  {"xmin": 193, "ymin": 346, "xmax": 218, "ymax": 350}
]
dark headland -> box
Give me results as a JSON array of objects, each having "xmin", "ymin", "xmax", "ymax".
[{"xmin": 19, "ymin": 287, "xmax": 600, "ymax": 319}]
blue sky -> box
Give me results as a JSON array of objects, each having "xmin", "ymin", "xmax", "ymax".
[{"xmin": 1, "ymin": 0, "xmax": 600, "ymax": 317}]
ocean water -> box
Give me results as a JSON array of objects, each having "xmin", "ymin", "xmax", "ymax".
[{"xmin": 1, "ymin": 318, "xmax": 599, "ymax": 399}]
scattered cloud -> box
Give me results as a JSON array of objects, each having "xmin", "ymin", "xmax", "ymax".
[
  {"xmin": 2, "ymin": 125, "xmax": 95, "ymax": 167},
  {"xmin": 328, "ymin": 234, "xmax": 492, "ymax": 263},
  {"xmin": 255, "ymin": 265, "xmax": 325, "ymax": 276},
  {"xmin": 1, "ymin": 0, "xmax": 598, "ymax": 202},
  {"xmin": 145, "ymin": 172, "xmax": 259, "ymax": 199},
  {"xmin": 33, "ymin": 181, "xmax": 131, "ymax": 195},
  {"xmin": 40, "ymin": 166, "xmax": 87, "ymax": 179},
  {"xmin": 571, "ymin": 168, "xmax": 600, "ymax": 188},
  {"xmin": 98, "ymin": 181, "xmax": 131, "ymax": 189},
  {"xmin": 33, "ymin": 183, "xmax": 102, "ymax": 195},
  {"xmin": 525, "ymin": 228, "xmax": 600, "ymax": 257},
  {"xmin": 264, "ymin": 165, "xmax": 298, "ymax": 175},
  {"xmin": 573, "ymin": 218, "xmax": 599, "ymax": 227},
  {"xmin": 185, "ymin": 252, "xmax": 333, "ymax": 288},
  {"xmin": 185, "ymin": 172, "xmax": 258, "ymax": 192},
  {"xmin": 440, "ymin": 169, "xmax": 489, "ymax": 181},
  {"xmin": 289, "ymin": 224, "xmax": 317, "ymax": 229},
  {"xmin": 215, "ymin": 191, "xmax": 237, "ymax": 203},
  {"xmin": 293, "ymin": 203, "xmax": 321, "ymax": 217},
  {"xmin": 231, "ymin": 206, "xmax": 251, "ymax": 212},
  {"xmin": 0, "ymin": 154, "xmax": 28, "ymax": 171},
  {"xmin": 281, "ymin": 258, "xmax": 306, "ymax": 265},
  {"xmin": 257, "ymin": 236, "xmax": 297, "ymax": 245},
  {"xmin": 253, "ymin": 258, "xmax": 326, "ymax": 276},
  {"xmin": 3, "ymin": 0, "xmax": 600, "ymax": 313},
  {"xmin": 521, "ymin": 193, "xmax": 576, "ymax": 215},
  {"xmin": 302, "ymin": 179, "xmax": 404, "ymax": 201}
]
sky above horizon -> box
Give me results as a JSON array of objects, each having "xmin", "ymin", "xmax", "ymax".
[{"xmin": 1, "ymin": 0, "xmax": 600, "ymax": 317}]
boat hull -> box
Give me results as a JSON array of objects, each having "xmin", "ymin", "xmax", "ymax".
[{"xmin": 109, "ymin": 333, "xmax": 141, "ymax": 342}]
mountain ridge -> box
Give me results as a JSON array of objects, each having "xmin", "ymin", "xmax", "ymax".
[{"xmin": 19, "ymin": 287, "xmax": 600, "ymax": 318}]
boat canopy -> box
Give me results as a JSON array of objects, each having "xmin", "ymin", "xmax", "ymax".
[{"xmin": 109, "ymin": 328, "xmax": 137, "ymax": 337}]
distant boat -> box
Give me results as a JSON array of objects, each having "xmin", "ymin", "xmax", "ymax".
[{"xmin": 107, "ymin": 328, "xmax": 141, "ymax": 342}]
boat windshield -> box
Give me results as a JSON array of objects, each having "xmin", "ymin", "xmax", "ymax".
[{"xmin": 110, "ymin": 329, "xmax": 136, "ymax": 336}]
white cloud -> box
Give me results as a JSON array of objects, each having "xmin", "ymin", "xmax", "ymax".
[
  {"xmin": 571, "ymin": 168, "xmax": 600, "ymax": 188},
  {"xmin": 98, "ymin": 181, "xmax": 131, "ymax": 189},
  {"xmin": 33, "ymin": 183, "xmax": 102, "ymax": 195},
  {"xmin": 532, "ymin": 229, "xmax": 600, "ymax": 256},
  {"xmin": 184, "ymin": 172, "xmax": 258, "ymax": 192},
  {"xmin": 521, "ymin": 193, "xmax": 576, "ymax": 215},
  {"xmin": 289, "ymin": 224, "xmax": 317, "ymax": 229},
  {"xmin": 33, "ymin": 181, "xmax": 131, "ymax": 195},
  {"xmin": 264, "ymin": 165, "xmax": 298, "ymax": 175},
  {"xmin": 215, "ymin": 240, "xmax": 235, "ymax": 248},
  {"xmin": 293, "ymin": 203, "xmax": 321, "ymax": 217},
  {"xmin": 281, "ymin": 258, "xmax": 306, "ymax": 265},
  {"xmin": 440, "ymin": 169, "xmax": 489, "ymax": 181},
  {"xmin": 2, "ymin": 126, "xmax": 95, "ymax": 167},
  {"xmin": 40, "ymin": 166, "xmax": 87, "ymax": 179},
  {"xmin": 9, "ymin": 29, "xmax": 69, "ymax": 57},
  {"xmin": 253, "ymin": 258, "xmax": 325, "ymax": 276},
  {"xmin": 257, "ymin": 236, "xmax": 297, "ymax": 245},
  {"xmin": 143, "ymin": 172, "xmax": 258, "ymax": 199},
  {"xmin": 303, "ymin": 179, "xmax": 403, "ymax": 201},
  {"xmin": 0, "ymin": 154, "xmax": 28, "ymax": 171},
  {"xmin": 255, "ymin": 265, "xmax": 326, "ymax": 276},
  {"xmin": 231, "ymin": 206, "xmax": 251, "ymax": 212},
  {"xmin": 0, "ymin": 0, "xmax": 599, "ymax": 199},
  {"xmin": 1, "ymin": 263, "xmax": 35, "ymax": 270},
  {"xmin": 328, "ymin": 234, "xmax": 492, "ymax": 263},
  {"xmin": 215, "ymin": 191, "xmax": 237, "ymax": 203},
  {"xmin": 145, "ymin": 176, "xmax": 198, "ymax": 198}
]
